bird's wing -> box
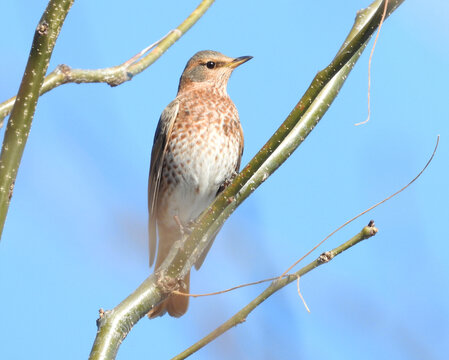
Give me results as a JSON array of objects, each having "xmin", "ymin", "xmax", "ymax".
[
  {"xmin": 236, "ymin": 122, "xmax": 244, "ymax": 172},
  {"xmin": 148, "ymin": 100, "xmax": 180, "ymax": 267}
]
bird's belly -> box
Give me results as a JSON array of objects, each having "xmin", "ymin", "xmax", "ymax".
[{"xmin": 158, "ymin": 128, "xmax": 240, "ymax": 227}]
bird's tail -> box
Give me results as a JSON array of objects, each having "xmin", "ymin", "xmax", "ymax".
[
  {"xmin": 147, "ymin": 271, "xmax": 190, "ymax": 318},
  {"xmin": 148, "ymin": 224, "xmax": 190, "ymax": 318}
]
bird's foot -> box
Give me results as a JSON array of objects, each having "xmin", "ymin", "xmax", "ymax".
[{"xmin": 173, "ymin": 216, "xmax": 197, "ymax": 237}]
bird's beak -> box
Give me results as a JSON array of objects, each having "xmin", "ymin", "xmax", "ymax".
[{"xmin": 226, "ymin": 56, "xmax": 253, "ymax": 69}]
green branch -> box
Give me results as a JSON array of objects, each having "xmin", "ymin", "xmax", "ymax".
[
  {"xmin": 0, "ymin": 0, "xmax": 74, "ymax": 238},
  {"xmin": 0, "ymin": 0, "xmax": 215, "ymax": 124},
  {"xmin": 89, "ymin": 1, "xmax": 404, "ymax": 359},
  {"xmin": 0, "ymin": 0, "xmax": 216, "ymax": 240},
  {"xmin": 165, "ymin": 0, "xmax": 404, "ymax": 280},
  {"xmin": 172, "ymin": 222, "xmax": 378, "ymax": 360},
  {"xmin": 89, "ymin": 274, "xmax": 164, "ymax": 360}
]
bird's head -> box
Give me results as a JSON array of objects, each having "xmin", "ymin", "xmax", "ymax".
[{"xmin": 178, "ymin": 50, "xmax": 252, "ymax": 93}]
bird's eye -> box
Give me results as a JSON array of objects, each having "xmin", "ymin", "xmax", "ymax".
[{"xmin": 206, "ymin": 61, "xmax": 216, "ymax": 69}]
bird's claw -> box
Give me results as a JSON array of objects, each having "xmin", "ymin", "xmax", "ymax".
[{"xmin": 173, "ymin": 216, "xmax": 197, "ymax": 236}]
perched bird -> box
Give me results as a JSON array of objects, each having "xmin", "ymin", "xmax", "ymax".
[{"xmin": 147, "ymin": 50, "xmax": 252, "ymax": 318}]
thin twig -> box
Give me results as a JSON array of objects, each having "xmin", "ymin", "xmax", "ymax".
[
  {"xmin": 172, "ymin": 135, "xmax": 438, "ymax": 299},
  {"xmin": 121, "ymin": 29, "xmax": 181, "ymax": 67},
  {"xmin": 172, "ymin": 276, "xmax": 281, "ymax": 298},
  {"xmin": 281, "ymin": 135, "xmax": 440, "ymax": 277},
  {"xmin": 0, "ymin": 0, "xmax": 216, "ymax": 124},
  {"xmin": 355, "ymin": 0, "xmax": 389, "ymax": 126},
  {"xmin": 296, "ymin": 275, "xmax": 310, "ymax": 313},
  {"xmin": 281, "ymin": 135, "xmax": 439, "ymax": 277},
  {"xmin": 171, "ymin": 222, "xmax": 378, "ymax": 360}
]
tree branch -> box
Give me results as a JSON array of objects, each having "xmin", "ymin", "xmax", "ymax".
[
  {"xmin": 0, "ymin": 0, "xmax": 74, "ymax": 239},
  {"xmin": 0, "ymin": 0, "xmax": 215, "ymax": 124},
  {"xmin": 88, "ymin": 1, "xmax": 404, "ymax": 359},
  {"xmin": 89, "ymin": 274, "xmax": 165, "ymax": 360},
  {"xmin": 172, "ymin": 222, "xmax": 378, "ymax": 360},
  {"xmin": 163, "ymin": 0, "xmax": 404, "ymax": 283}
]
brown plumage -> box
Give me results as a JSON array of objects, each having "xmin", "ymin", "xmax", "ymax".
[{"xmin": 147, "ymin": 50, "xmax": 252, "ymax": 318}]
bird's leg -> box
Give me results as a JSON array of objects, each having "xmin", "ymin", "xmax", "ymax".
[
  {"xmin": 173, "ymin": 215, "xmax": 201, "ymax": 237},
  {"xmin": 173, "ymin": 215, "xmax": 188, "ymax": 236}
]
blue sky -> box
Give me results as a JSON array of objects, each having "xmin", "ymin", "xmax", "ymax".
[{"xmin": 1, "ymin": 1, "xmax": 448, "ymax": 359}]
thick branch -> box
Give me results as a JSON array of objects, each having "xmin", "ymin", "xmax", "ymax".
[
  {"xmin": 172, "ymin": 222, "xmax": 378, "ymax": 360},
  {"xmin": 164, "ymin": 0, "xmax": 404, "ymax": 281},
  {"xmin": 88, "ymin": 1, "xmax": 403, "ymax": 359},
  {"xmin": 89, "ymin": 274, "xmax": 164, "ymax": 360},
  {"xmin": 0, "ymin": 0, "xmax": 74, "ymax": 239},
  {"xmin": 0, "ymin": 0, "xmax": 216, "ymax": 123}
]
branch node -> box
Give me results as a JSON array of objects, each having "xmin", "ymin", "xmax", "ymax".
[
  {"xmin": 55, "ymin": 64, "xmax": 72, "ymax": 83},
  {"xmin": 96, "ymin": 308, "xmax": 110, "ymax": 329},
  {"xmin": 36, "ymin": 21, "xmax": 49, "ymax": 36},
  {"xmin": 107, "ymin": 71, "xmax": 132, "ymax": 87},
  {"xmin": 226, "ymin": 196, "xmax": 235, "ymax": 204},
  {"xmin": 318, "ymin": 251, "xmax": 334, "ymax": 264},
  {"xmin": 8, "ymin": 181, "xmax": 14, "ymax": 201},
  {"xmin": 155, "ymin": 270, "xmax": 183, "ymax": 295},
  {"xmin": 56, "ymin": 64, "xmax": 71, "ymax": 75},
  {"xmin": 237, "ymin": 317, "xmax": 247, "ymax": 325},
  {"xmin": 172, "ymin": 28, "xmax": 182, "ymax": 37}
]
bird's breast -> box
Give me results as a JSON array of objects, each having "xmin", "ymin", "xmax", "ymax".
[{"xmin": 158, "ymin": 89, "xmax": 243, "ymax": 225}]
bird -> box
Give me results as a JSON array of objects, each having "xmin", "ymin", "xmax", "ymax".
[{"xmin": 147, "ymin": 50, "xmax": 252, "ymax": 318}]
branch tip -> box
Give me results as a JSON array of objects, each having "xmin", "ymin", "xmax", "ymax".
[{"xmin": 362, "ymin": 224, "xmax": 378, "ymax": 239}]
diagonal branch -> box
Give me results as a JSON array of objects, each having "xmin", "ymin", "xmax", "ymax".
[
  {"xmin": 0, "ymin": 0, "xmax": 74, "ymax": 239},
  {"xmin": 163, "ymin": 0, "xmax": 404, "ymax": 283},
  {"xmin": 89, "ymin": 1, "xmax": 404, "ymax": 359},
  {"xmin": 171, "ymin": 222, "xmax": 379, "ymax": 360},
  {"xmin": 0, "ymin": 0, "xmax": 216, "ymax": 240},
  {"xmin": 0, "ymin": 0, "xmax": 215, "ymax": 125}
]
